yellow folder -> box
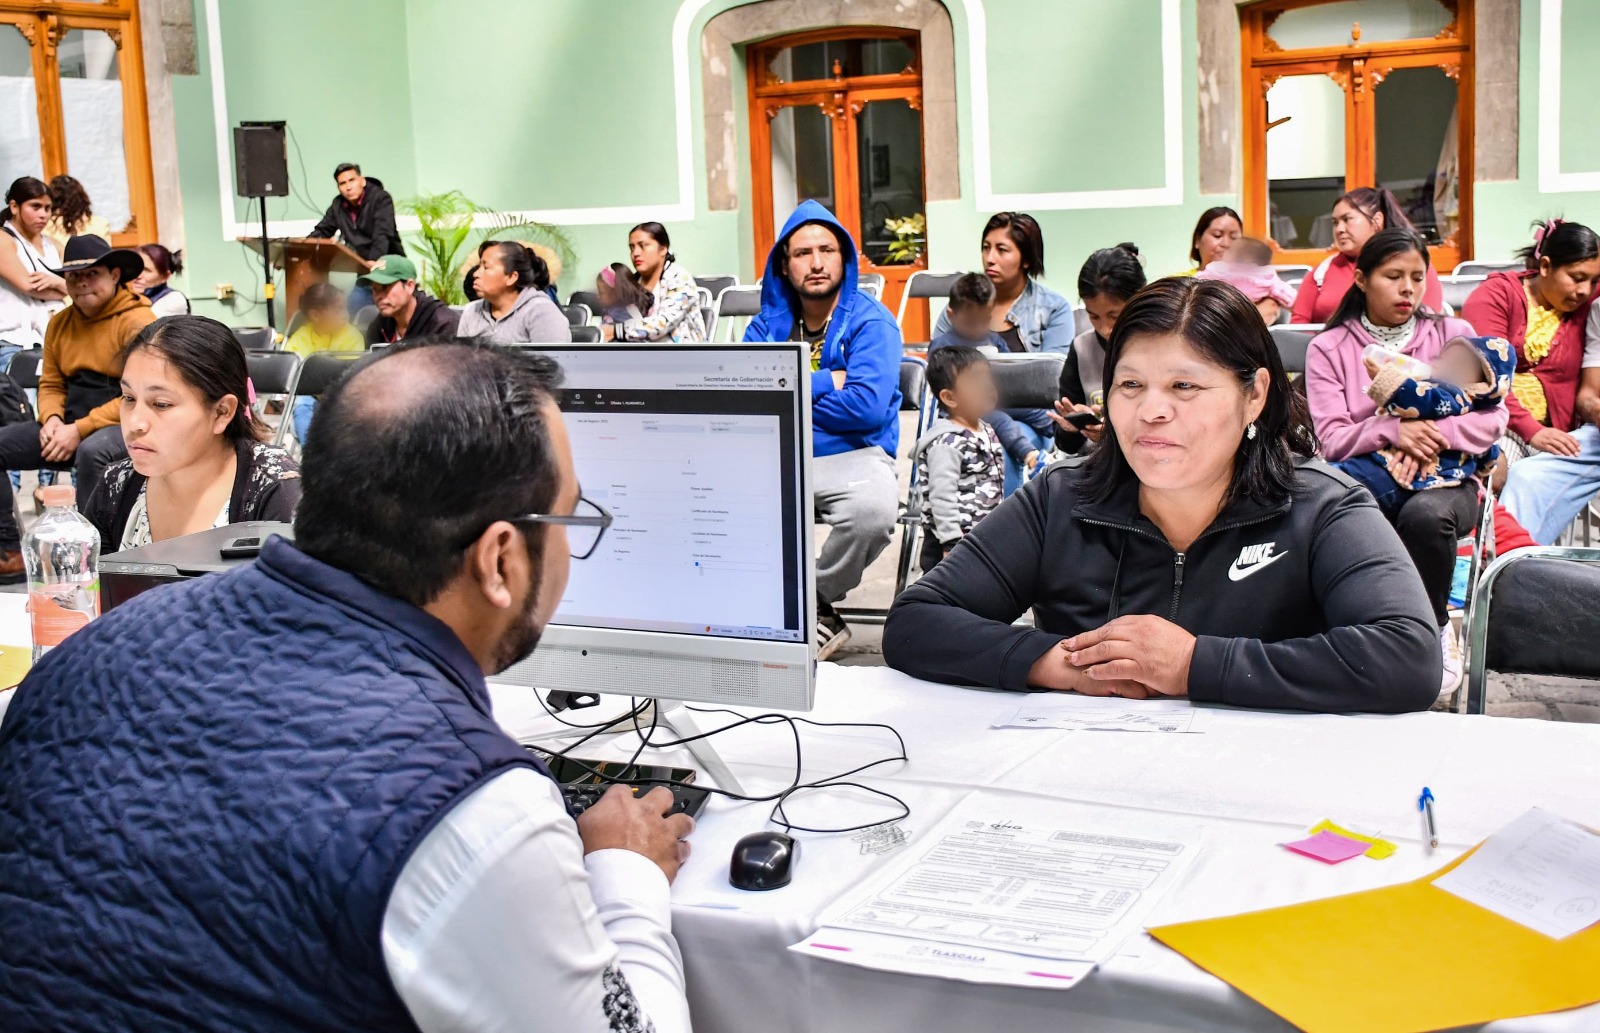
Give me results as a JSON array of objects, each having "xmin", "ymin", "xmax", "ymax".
[
  {"xmin": 0, "ymin": 643, "xmax": 30, "ymax": 690},
  {"xmin": 1149, "ymin": 851, "xmax": 1600, "ymax": 1033}
]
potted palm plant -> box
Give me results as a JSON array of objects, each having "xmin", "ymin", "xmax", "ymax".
[{"xmin": 401, "ymin": 190, "xmax": 579, "ymax": 304}]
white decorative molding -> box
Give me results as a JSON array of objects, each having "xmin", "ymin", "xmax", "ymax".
[
  {"xmin": 970, "ymin": 0, "xmax": 1184, "ymax": 209},
  {"xmin": 205, "ymin": 0, "xmax": 1185, "ymax": 243},
  {"xmin": 1538, "ymin": 0, "xmax": 1600, "ymax": 193}
]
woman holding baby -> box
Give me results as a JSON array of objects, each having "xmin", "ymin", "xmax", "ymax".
[{"xmin": 1305, "ymin": 228, "xmax": 1509, "ymax": 698}]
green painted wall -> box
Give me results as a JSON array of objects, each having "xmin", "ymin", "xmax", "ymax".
[
  {"xmin": 983, "ymin": 0, "xmax": 1168, "ymax": 195},
  {"xmin": 166, "ymin": 0, "xmax": 1600, "ymax": 326},
  {"xmin": 175, "ymin": 0, "xmax": 414, "ymax": 322},
  {"xmin": 1474, "ymin": 0, "xmax": 1600, "ymax": 263},
  {"xmin": 1557, "ymin": 0, "xmax": 1600, "ymax": 176},
  {"xmin": 401, "ymin": 0, "xmax": 679, "ymax": 212}
]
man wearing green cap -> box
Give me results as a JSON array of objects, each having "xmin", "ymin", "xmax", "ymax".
[{"xmin": 360, "ymin": 255, "xmax": 461, "ymax": 346}]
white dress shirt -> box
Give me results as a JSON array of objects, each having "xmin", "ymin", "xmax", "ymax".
[{"xmin": 382, "ymin": 767, "xmax": 691, "ymax": 1033}]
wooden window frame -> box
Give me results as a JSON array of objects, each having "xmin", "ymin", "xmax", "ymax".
[
  {"xmin": 1241, "ymin": 0, "xmax": 1474, "ymax": 269},
  {"xmin": 2, "ymin": 0, "xmax": 159, "ymax": 245}
]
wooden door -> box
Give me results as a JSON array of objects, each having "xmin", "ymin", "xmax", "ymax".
[
  {"xmin": 750, "ymin": 30, "xmax": 929, "ymax": 339},
  {"xmin": 1, "ymin": 0, "xmax": 158, "ymax": 245}
]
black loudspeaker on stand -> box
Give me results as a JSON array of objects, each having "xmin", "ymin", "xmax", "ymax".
[{"xmin": 233, "ymin": 121, "xmax": 290, "ymax": 332}]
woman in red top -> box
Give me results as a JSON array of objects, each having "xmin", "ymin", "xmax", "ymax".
[
  {"xmin": 1462, "ymin": 220, "xmax": 1600, "ymax": 454},
  {"xmin": 1290, "ymin": 187, "xmax": 1445, "ymax": 324},
  {"xmin": 1473, "ymin": 220, "xmax": 1600, "ymax": 543}
]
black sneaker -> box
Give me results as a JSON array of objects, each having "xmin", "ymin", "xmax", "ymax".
[{"xmin": 816, "ymin": 603, "xmax": 852, "ymax": 661}]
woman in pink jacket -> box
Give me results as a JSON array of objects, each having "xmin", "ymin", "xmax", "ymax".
[{"xmin": 1305, "ymin": 229, "xmax": 1507, "ymax": 695}]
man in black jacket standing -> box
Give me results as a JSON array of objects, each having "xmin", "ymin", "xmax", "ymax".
[{"xmin": 309, "ymin": 163, "xmax": 405, "ymax": 315}]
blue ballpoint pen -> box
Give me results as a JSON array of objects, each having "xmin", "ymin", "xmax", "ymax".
[{"xmin": 1419, "ymin": 787, "xmax": 1438, "ymax": 850}]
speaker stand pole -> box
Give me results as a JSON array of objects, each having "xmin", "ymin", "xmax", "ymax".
[{"xmin": 257, "ymin": 195, "xmax": 276, "ymax": 333}]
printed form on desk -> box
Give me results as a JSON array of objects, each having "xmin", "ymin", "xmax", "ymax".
[
  {"xmin": 994, "ymin": 695, "xmax": 1212, "ymax": 733},
  {"xmin": 791, "ymin": 792, "xmax": 1202, "ymax": 989},
  {"xmin": 1433, "ymin": 808, "xmax": 1600, "ymax": 939}
]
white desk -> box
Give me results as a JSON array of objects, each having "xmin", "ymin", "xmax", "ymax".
[
  {"xmin": 4, "ymin": 596, "xmax": 1599, "ymax": 1031},
  {"xmin": 491, "ymin": 664, "xmax": 1600, "ymax": 1033}
]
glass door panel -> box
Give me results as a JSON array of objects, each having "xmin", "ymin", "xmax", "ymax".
[
  {"xmin": 768, "ymin": 102, "xmax": 836, "ymax": 240},
  {"xmin": 765, "ymin": 36, "xmax": 915, "ymax": 83},
  {"xmin": 853, "ymin": 97, "xmax": 924, "ymax": 267},
  {"xmin": 56, "ymin": 27, "xmax": 132, "ymax": 233},
  {"xmin": 1265, "ymin": 73, "xmax": 1347, "ymax": 250},
  {"xmin": 0, "ymin": 21, "xmax": 43, "ymax": 184},
  {"xmin": 1267, "ymin": 0, "xmax": 1454, "ymax": 49},
  {"xmin": 1373, "ymin": 65, "xmax": 1459, "ymax": 245}
]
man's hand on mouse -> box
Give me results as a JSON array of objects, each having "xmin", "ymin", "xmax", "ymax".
[{"xmin": 577, "ymin": 785, "xmax": 695, "ymax": 882}]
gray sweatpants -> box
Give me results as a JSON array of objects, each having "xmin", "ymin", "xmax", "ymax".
[{"xmin": 813, "ymin": 446, "xmax": 899, "ymax": 606}]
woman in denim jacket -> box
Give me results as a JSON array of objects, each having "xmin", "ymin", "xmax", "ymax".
[
  {"xmin": 934, "ymin": 211, "xmax": 1076, "ymax": 353},
  {"xmin": 934, "ymin": 212, "xmax": 1076, "ymax": 489}
]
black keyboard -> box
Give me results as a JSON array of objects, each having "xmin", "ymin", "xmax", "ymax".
[{"xmin": 560, "ymin": 780, "xmax": 710, "ymax": 819}]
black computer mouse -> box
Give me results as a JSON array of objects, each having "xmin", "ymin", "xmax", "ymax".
[{"xmin": 729, "ymin": 830, "xmax": 799, "ymax": 891}]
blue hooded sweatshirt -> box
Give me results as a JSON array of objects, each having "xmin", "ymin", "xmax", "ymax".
[{"xmin": 745, "ymin": 200, "xmax": 904, "ymax": 458}]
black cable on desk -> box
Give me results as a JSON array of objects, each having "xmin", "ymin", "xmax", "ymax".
[{"xmin": 525, "ymin": 702, "xmax": 911, "ymax": 835}]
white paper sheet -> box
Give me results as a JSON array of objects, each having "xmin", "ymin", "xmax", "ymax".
[
  {"xmin": 793, "ymin": 794, "xmax": 1201, "ymax": 987},
  {"xmin": 1433, "ymin": 808, "xmax": 1600, "ymax": 939},
  {"xmin": 994, "ymin": 696, "xmax": 1209, "ymax": 733},
  {"xmin": 790, "ymin": 928, "xmax": 1095, "ymax": 989}
]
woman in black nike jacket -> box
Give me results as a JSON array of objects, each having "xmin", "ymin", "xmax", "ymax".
[{"xmin": 883, "ymin": 277, "xmax": 1439, "ymax": 713}]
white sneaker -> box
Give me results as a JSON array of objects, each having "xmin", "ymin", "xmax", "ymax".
[
  {"xmin": 816, "ymin": 604, "xmax": 852, "ymax": 662},
  {"xmin": 1439, "ymin": 623, "xmax": 1464, "ymax": 698}
]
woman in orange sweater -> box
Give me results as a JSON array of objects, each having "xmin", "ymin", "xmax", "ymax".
[{"xmin": 0, "ymin": 235, "xmax": 155, "ymax": 580}]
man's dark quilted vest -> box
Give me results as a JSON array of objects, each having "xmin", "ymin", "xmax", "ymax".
[{"xmin": 0, "ymin": 539, "xmax": 548, "ymax": 1032}]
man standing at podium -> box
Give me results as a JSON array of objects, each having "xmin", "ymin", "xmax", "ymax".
[{"xmin": 309, "ymin": 163, "xmax": 405, "ymax": 315}]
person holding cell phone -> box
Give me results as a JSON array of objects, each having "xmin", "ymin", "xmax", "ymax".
[
  {"xmin": 1050, "ymin": 244, "xmax": 1147, "ymax": 455},
  {"xmin": 83, "ymin": 315, "xmax": 301, "ymax": 550}
]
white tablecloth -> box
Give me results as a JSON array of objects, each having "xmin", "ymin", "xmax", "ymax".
[
  {"xmin": 491, "ymin": 664, "xmax": 1600, "ymax": 1033},
  {"xmin": 5, "ymin": 596, "xmax": 1599, "ymax": 1031}
]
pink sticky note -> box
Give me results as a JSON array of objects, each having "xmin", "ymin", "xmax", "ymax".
[{"xmin": 1283, "ymin": 830, "xmax": 1371, "ymax": 864}]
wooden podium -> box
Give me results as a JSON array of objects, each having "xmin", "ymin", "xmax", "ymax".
[{"xmin": 236, "ymin": 237, "xmax": 369, "ymax": 318}]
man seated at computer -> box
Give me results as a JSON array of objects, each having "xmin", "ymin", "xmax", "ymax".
[
  {"xmin": 746, "ymin": 200, "xmax": 903, "ymax": 659},
  {"xmin": 0, "ymin": 341, "xmax": 695, "ymax": 1032}
]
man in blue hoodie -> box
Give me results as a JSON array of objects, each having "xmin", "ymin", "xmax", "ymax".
[{"xmin": 746, "ymin": 201, "xmax": 903, "ymax": 658}]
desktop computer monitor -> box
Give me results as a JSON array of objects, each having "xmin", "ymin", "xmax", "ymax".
[{"xmin": 495, "ymin": 344, "xmax": 816, "ymax": 714}]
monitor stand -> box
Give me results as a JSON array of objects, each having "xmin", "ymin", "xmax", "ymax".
[
  {"xmin": 656, "ymin": 701, "xmax": 748, "ymax": 796},
  {"xmin": 517, "ymin": 692, "xmax": 750, "ymax": 796}
]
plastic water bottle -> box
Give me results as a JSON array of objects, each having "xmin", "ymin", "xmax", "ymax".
[
  {"xmin": 1362, "ymin": 343, "xmax": 1431, "ymax": 380},
  {"xmin": 23, "ymin": 484, "xmax": 101, "ymax": 662}
]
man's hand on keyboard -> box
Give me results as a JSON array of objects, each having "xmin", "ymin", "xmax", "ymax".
[{"xmin": 577, "ymin": 784, "xmax": 696, "ymax": 882}]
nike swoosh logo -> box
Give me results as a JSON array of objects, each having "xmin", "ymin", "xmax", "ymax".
[
  {"xmin": 846, "ymin": 480, "xmax": 871, "ymax": 488},
  {"xmin": 1228, "ymin": 551, "xmax": 1288, "ymax": 582}
]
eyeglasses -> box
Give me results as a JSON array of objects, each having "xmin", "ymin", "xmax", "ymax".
[{"xmin": 509, "ymin": 495, "xmax": 613, "ymax": 559}]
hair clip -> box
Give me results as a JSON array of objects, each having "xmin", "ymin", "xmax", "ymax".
[{"xmin": 1533, "ymin": 218, "xmax": 1565, "ymax": 259}]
